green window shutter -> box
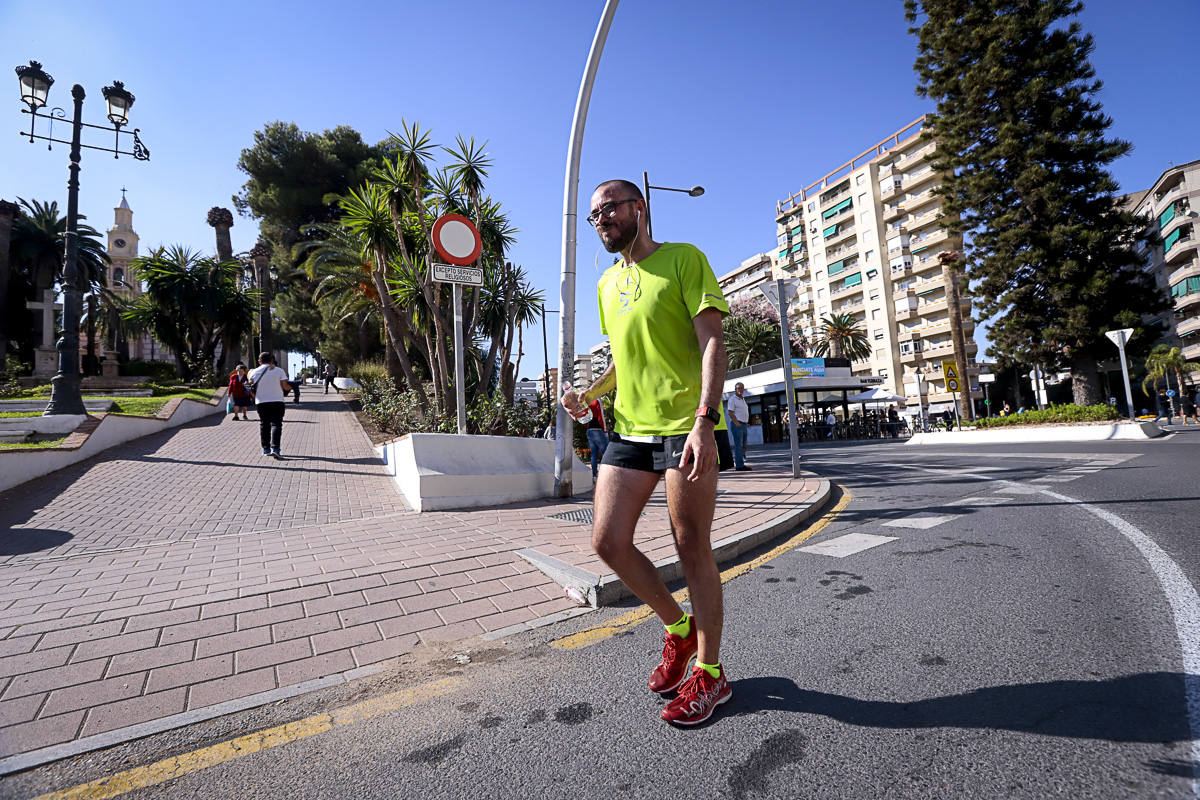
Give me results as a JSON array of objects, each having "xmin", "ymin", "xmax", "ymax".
[
  {"xmin": 823, "ymin": 223, "xmax": 839, "ymax": 238},
  {"xmin": 828, "ymin": 259, "xmax": 846, "ymax": 275},
  {"xmin": 912, "ymin": 245, "xmax": 929, "ymax": 254},
  {"xmin": 821, "ymin": 198, "xmax": 853, "ymax": 219},
  {"xmin": 916, "ymin": 286, "xmax": 939, "ymax": 296},
  {"xmin": 778, "ymin": 248, "xmax": 788, "ymax": 258},
  {"xmin": 844, "ymin": 272, "xmax": 862, "ymax": 287},
  {"xmin": 1164, "ymin": 228, "xmax": 1183, "ymax": 252},
  {"xmin": 790, "ymin": 242, "xmax": 806, "ymax": 254},
  {"xmin": 1188, "ymin": 276, "xmax": 1200, "ymax": 294},
  {"xmin": 1160, "ymin": 205, "xmax": 1178, "ymax": 229}
]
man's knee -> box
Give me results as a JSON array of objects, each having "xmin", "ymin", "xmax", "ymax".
[{"xmin": 591, "ymin": 527, "xmax": 633, "ymax": 563}]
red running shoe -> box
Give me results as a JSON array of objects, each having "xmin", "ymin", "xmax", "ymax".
[
  {"xmin": 647, "ymin": 619, "xmax": 698, "ymax": 693},
  {"xmin": 660, "ymin": 665, "xmax": 732, "ymax": 726}
]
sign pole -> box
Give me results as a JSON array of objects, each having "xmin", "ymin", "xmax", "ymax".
[
  {"xmin": 453, "ymin": 283, "xmax": 467, "ymax": 435},
  {"xmin": 1105, "ymin": 328, "xmax": 1137, "ymax": 423},
  {"xmin": 774, "ymin": 279, "xmax": 802, "ymax": 479}
]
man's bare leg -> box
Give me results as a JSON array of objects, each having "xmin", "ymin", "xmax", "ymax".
[
  {"xmin": 591, "ymin": 464, "xmax": 684, "ymax": 625},
  {"xmin": 664, "ymin": 465, "xmax": 721, "ymax": 664}
]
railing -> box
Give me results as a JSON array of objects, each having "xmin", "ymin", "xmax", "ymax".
[{"xmin": 1168, "ymin": 259, "xmax": 1199, "ymax": 287}]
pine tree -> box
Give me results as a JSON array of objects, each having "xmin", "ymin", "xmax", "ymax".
[{"xmin": 905, "ymin": 0, "xmax": 1167, "ymax": 403}]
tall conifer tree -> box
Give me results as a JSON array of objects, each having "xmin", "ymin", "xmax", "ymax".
[{"xmin": 905, "ymin": 0, "xmax": 1166, "ymax": 403}]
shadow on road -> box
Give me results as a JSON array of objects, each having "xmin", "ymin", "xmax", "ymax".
[{"xmin": 728, "ymin": 672, "xmax": 1196, "ymax": 743}]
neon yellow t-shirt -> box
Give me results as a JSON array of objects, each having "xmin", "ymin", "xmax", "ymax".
[{"xmin": 597, "ymin": 242, "xmax": 730, "ymax": 437}]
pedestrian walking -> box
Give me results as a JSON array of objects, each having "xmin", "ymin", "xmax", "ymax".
[
  {"xmin": 725, "ymin": 382, "xmax": 751, "ymax": 471},
  {"xmin": 248, "ymin": 352, "xmax": 292, "ymax": 459},
  {"xmin": 583, "ymin": 397, "xmax": 608, "ymax": 479},
  {"xmin": 824, "ymin": 409, "xmax": 836, "ymax": 439},
  {"xmin": 887, "ymin": 404, "xmax": 900, "ymax": 438},
  {"xmin": 227, "ymin": 363, "xmax": 253, "ymax": 421},
  {"xmin": 1156, "ymin": 389, "xmax": 1174, "ymax": 425},
  {"xmin": 323, "ymin": 363, "xmax": 340, "ymax": 394},
  {"xmin": 1192, "ymin": 389, "xmax": 1200, "ymax": 425},
  {"xmin": 561, "ymin": 178, "xmax": 734, "ymax": 727}
]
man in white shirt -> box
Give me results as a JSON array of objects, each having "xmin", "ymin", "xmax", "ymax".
[
  {"xmin": 725, "ymin": 382, "xmax": 751, "ymax": 471},
  {"xmin": 248, "ymin": 352, "xmax": 292, "ymax": 459},
  {"xmin": 824, "ymin": 409, "xmax": 837, "ymax": 439}
]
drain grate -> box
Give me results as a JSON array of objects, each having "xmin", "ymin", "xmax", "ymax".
[{"xmin": 548, "ymin": 509, "xmax": 594, "ymax": 525}]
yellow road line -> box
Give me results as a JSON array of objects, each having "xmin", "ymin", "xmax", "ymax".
[
  {"xmin": 551, "ymin": 486, "xmax": 851, "ymax": 650},
  {"xmin": 32, "ymin": 677, "xmax": 465, "ymax": 800}
]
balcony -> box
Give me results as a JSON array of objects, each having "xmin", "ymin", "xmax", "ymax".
[
  {"xmin": 910, "ymin": 228, "xmax": 949, "ymax": 250},
  {"xmin": 1176, "ymin": 290, "xmax": 1200, "ymax": 312},
  {"xmin": 825, "ymin": 241, "xmax": 859, "ymax": 262},
  {"xmin": 1166, "ymin": 230, "xmax": 1197, "ymax": 265},
  {"xmin": 904, "ymin": 166, "xmax": 938, "ymax": 192},
  {"xmin": 819, "ymin": 183, "xmax": 852, "ymax": 210},
  {"xmin": 880, "ymin": 178, "xmax": 903, "ymax": 200},
  {"xmin": 1176, "ymin": 315, "xmax": 1200, "ymax": 337},
  {"xmin": 907, "ymin": 208, "xmax": 942, "ymax": 231},
  {"xmin": 883, "ymin": 202, "xmax": 905, "ymax": 221},
  {"xmin": 1184, "ymin": 340, "xmax": 1200, "ymax": 361},
  {"xmin": 824, "ymin": 223, "xmax": 858, "ymax": 248},
  {"xmin": 832, "ymin": 281, "xmax": 863, "ymax": 300},
  {"xmin": 890, "ymin": 263, "xmax": 913, "ymax": 280},
  {"xmin": 1169, "ymin": 260, "xmax": 1200, "ymax": 288},
  {"xmin": 905, "ymin": 187, "xmax": 941, "ymax": 213},
  {"xmin": 1153, "ymin": 177, "xmax": 1188, "ymax": 215},
  {"xmin": 836, "ymin": 296, "xmax": 864, "ymax": 313},
  {"xmin": 900, "ymin": 349, "xmax": 924, "ymax": 364}
]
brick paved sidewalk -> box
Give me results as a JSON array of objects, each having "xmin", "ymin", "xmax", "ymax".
[{"xmin": 0, "ymin": 387, "xmax": 822, "ymax": 766}]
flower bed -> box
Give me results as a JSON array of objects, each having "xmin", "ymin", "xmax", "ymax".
[{"xmin": 974, "ymin": 403, "xmax": 1120, "ymax": 428}]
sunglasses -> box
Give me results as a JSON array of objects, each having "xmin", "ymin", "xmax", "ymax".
[{"xmin": 586, "ymin": 198, "xmax": 638, "ymax": 227}]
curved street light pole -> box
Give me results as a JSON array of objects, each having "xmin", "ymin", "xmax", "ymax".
[
  {"xmin": 641, "ymin": 172, "xmax": 705, "ymax": 240},
  {"xmin": 555, "ymin": 0, "xmax": 620, "ymax": 498}
]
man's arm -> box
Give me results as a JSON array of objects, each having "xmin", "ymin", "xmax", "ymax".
[
  {"xmin": 561, "ymin": 360, "xmax": 616, "ymax": 417},
  {"xmin": 679, "ymin": 307, "xmax": 726, "ymax": 480}
]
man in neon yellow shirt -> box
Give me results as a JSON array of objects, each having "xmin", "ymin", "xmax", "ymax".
[{"xmin": 562, "ymin": 179, "xmax": 733, "ymax": 726}]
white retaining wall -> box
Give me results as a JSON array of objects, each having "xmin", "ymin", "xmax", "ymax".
[
  {"xmin": 907, "ymin": 421, "xmax": 1165, "ymax": 446},
  {"xmin": 377, "ymin": 432, "xmax": 593, "ymax": 512},
  {"xmin": 0, "ymin": 398, "xmax": 224, "ymax": 494}
]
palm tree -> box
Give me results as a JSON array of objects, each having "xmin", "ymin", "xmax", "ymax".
[
  {"xmin": 338, "ymin": 184, "xmax": 429, "ymax": 415},
  {"xmin": 11, "ymin": 198, "xmax": 109, "ymax": 296},
  {"xmin": 812, "ymin": 313, "xmax": 871, "ymax": 361},
  {"xmin": 724, "ymin": 316, "xmax": 780, "ymax": 369},
  {"xmin": 121, "ymin": 246, "xmax": 256, "ymax": 381},
  {"xmin": 1141, "ymin": 344, "xmax": 1200, "ymax": 410}
]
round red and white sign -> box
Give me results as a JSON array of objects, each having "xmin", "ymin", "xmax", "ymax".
[{"xmin": 431, "ymin": 214, "xmax": 482, "ymax": 266}]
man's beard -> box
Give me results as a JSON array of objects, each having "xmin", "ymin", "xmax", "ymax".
[{"xmin": 598, "ymin": 221, "xmax": 635, "ymax": 253}]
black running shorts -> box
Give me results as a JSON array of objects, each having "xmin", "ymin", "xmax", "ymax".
[{"xmin": 601, "ymin": 430, "xmax": 733, "ymax": 474}]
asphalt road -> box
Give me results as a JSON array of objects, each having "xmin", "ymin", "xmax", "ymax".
[{"xmin": 8, "ymin": 431, "xmax": 1200, "ymax": 799}]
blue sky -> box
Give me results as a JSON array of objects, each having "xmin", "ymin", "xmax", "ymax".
[{"xmin": 2, "ymin": 0, "xmax": 1196, "ymax": 378}]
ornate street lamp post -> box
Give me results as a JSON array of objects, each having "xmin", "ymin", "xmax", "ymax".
[{"xmin": 14, "ymin": 60, "xmax": 150, "ymax": 415}]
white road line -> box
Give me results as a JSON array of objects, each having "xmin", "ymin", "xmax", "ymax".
[
  {"xmin": 993, "ymin": 485, "xmax": 1041, "ymax": 494},
  {"xmin": 947, "ymin": 496, "xmax": 1013, "ymax": 507},
  {"xmin": 1034, "ymin": 485, "xmax": 1200, "ymax": 798},
  {"xmin": 896, "ymin": 461, "xmax": 1200, "ymax": 797},
  {"xmin": 881, "ymin": 515, "xmax": 959, "ymax": 529},
  {"xmin": 798, "ymin": 533, "xmax": 898, "ymax": 558}
]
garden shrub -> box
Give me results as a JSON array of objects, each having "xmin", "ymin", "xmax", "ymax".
[
  {"xmin": 353, "ymin": 376, "xmax": 550, "ymax": 438},
  {"xmin": 974, "ymin": 403, "xmax": 1119, "ymax": 428},
  {"xmin": 121, "ymin": 360, "xmax": 177, "ymax": 381}
]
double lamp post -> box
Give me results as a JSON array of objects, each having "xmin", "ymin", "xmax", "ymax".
[{"xmin": 14, "ymin": 60, "xmax": 150, "ymax": 415}]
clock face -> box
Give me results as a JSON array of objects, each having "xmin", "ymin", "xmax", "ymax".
[{"xmin": 114, "ymin": 238, "xmax": 127, "ymax": 248}]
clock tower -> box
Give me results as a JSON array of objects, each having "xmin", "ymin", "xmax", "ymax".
[{"xmin": 107, "ymin": 188, "xmax": 140, "ymax": 293}]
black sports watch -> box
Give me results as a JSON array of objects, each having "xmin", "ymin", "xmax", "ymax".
[{"xmin": 695, "ymin": 405, "xmax": 720, "ymax": 425}]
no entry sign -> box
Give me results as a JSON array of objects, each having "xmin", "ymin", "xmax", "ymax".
[{"xmin": 431, "ymin": 213, "xmax": 482, "ymax": 266}]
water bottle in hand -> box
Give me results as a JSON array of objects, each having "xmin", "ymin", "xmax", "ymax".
[{"xmin": 563, "ymin": 383, "xmax": 592, "ymax": 424}]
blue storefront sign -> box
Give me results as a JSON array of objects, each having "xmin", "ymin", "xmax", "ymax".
[{"xmin": 791, "ymin": 358, "xmax": 826, "ymax": 378}]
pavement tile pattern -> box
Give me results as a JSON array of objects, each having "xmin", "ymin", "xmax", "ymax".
[{"xmin": 0, "ymin": 386, "xmax": 818, "ymax": 760}]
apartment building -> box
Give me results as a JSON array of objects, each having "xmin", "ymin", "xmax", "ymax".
[
  {"xmin": 717, "ymin": 252, "xmax": 774, "ymax": 307},
  {"xmin": 589, "ymin": 340, "xmax": 611, "ymax": 381},
  {"xmin": 1126, "ymin": 159, "xmax": 1200, "ymax": 365},
  {"xmin": 771, "ymin": 116, "xmax": 980, "ymax": 413}
]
